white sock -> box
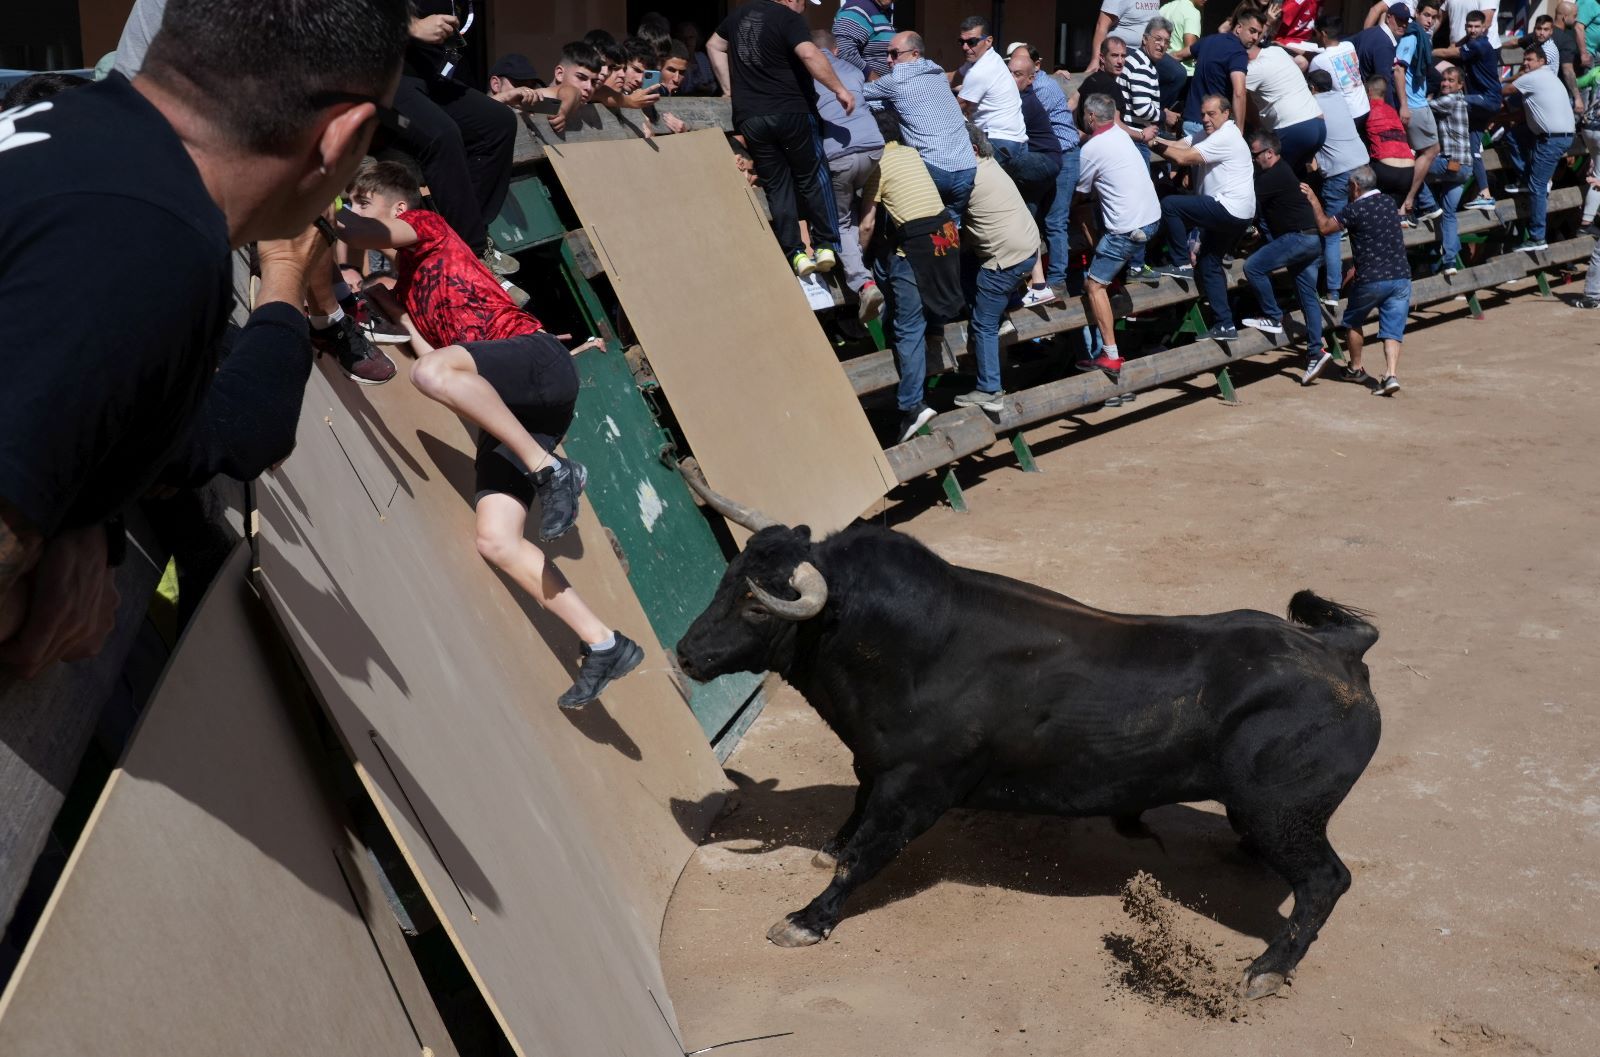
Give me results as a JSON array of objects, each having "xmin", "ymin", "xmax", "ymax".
[
  {"xmin": 308, "ymin": 307, "xmax": 344, "ymax": 330},
  {"xmin": 1103, "ymin": 344, "xmax": 1119, "ymax": 358},
  {"xmin": 587, "ymin": 632, "xmax": 616, "ymax": 652}
]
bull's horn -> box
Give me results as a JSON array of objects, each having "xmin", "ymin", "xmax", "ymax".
[
  {"xmin": 748, "ymin": 562, "xmax": 828, "ymax": 621},
  {"xmin": 678, "ymin": 463, "xmax": 782, "ymax": 532}
]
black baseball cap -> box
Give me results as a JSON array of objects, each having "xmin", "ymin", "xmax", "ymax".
[{"xmin": 490, "ymin": 53, "xmax": 540, "ymax": 82}]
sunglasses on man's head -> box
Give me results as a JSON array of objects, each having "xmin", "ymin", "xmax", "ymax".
[
  {"xmin": 1251, "ymin": 148, "xmax": 1272, "ymax": 158},
  {"xmin": 959, "ymin": 35, "xmax": 987, "ymax": 47}
]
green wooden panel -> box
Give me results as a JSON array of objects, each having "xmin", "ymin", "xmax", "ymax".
[
  {"xmin": 489, "ymin": 177, "xmax": 567, "ymax": 254},
  {"xmin": 543, "ymin": 227, "xmax": 761, "ymax": 745}
]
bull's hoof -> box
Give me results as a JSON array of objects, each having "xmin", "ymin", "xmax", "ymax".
[
  {"xmin": 1243, "ymin": 970, "xmax": 1286, "ymax": 1000},
  {"xmin": 767, "ymin": 915, "xmax": 826, "ymax": 947},
  {"xmin": 812, "ymin": 848, "xmax": 838, "ymax": 870}
]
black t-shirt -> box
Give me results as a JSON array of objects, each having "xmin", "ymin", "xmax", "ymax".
[
  {"xmin": 0, "ymin": 74, "xmax": 231, "ymax": 535},
  {"xmin": 1075, "ymin": 71, "xmax": 1130, "ymax": 131},
  {"xmin": 715, "ymin": 1, "xmax": 815, "ymax": 126},
  {"xmin": 1254, "ymin": 158, "xmax": 1318, "ymax": 232}
]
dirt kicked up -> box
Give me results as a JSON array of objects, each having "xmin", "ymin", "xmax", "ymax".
[{"xmin": 661, "ymin": 285, "xmax": 1600, "ymax": 1056}]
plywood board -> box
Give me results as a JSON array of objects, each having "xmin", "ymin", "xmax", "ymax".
[
  {"xmin": 0, "ymin": 548, "xmax": 456, "ymax": 1057},
  {"xmin": 545, "ymin": 129, "xmax": 893, "ymax": 534},
  {"xmin": 253, "ymin": 358, "xmax": 731, "ymax": 1057}
]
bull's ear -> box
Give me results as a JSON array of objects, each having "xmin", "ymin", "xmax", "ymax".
[{"xmin": 793, "ymin": 525, "xmax": 812, "ymax": 542}]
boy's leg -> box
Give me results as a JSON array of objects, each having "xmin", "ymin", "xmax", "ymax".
[
  {"xmin": 474, "ymin": 487, "xmax": 642, "ymax": 708},
  {"xmin": 412, "ymin": 345, "xmax": 558, "ymax": 474}
]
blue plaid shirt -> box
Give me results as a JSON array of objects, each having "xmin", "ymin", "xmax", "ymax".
[
  {"xmin": 1030, "ymin": 69, "xmax": 1081, "ymax": 152},
  {"xmin": 863, "ymin": 57, "xmax": 977, "ymax": 173}
]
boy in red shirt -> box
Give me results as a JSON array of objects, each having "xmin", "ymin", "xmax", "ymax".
[{"xmin": 335, "ymin": 161, "xmax": 642, "ymax": 708}]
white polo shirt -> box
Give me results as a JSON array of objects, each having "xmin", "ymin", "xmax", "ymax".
[
  {"xmin": 1190, "ymin": 120, "xmax": 1256, "ymax": 220},
  {"xmin": 1078, "ymin": 124, "xmax": 1162, "ymax": 233},
  {"xmin": 959, "ymin": 47, "xmax": 1027, "ymax": 143}
]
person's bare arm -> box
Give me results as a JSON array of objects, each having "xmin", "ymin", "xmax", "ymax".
[
  {"xmin": 708, "ymin": 32, "xmax": 733, "ymax": 97},
  {"xmin": 1563, "ymin": 61, "xmax": 1581, "ymax": 107},
  {"xmin": 334, "ymin": 208, "xmax": 420, "ymax": 251},
  {"xmin": 1301, "ymin": 182, "xmax": 1344, "ymax": 234},
  {"xmin": 1231, "ymin": 70, "xmax": 1249, "ymax": 133},
  {"xmin": 1394, "ymin": 64, "xmax": 1411, "ymax": 123},
  {"xmin": 1172, "ymin": 31, "xmax": 1200, "ymax": 61},
  {"xmin": 1153, "ymin": 137, "xmax": 1204, "ymax": 165},
  {"xmin": 1363, "ymin": 1, "xmax": 1387, "ymax": 28},
  {"xmin": 796, "ymin": 41, "xmax": 853, "ymax": 113},
  {"xmin": 1085, "ymin": 12, "xmax": 1115, "ymax": 73}
]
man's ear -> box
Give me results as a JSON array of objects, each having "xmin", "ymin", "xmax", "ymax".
[
  {"xmin": 392, "ymin": 200, "xmax": 409, "ymax": 219},
  {"xmin": 316, "ymin": 103, "xmax": 380, "ymax": 187}
]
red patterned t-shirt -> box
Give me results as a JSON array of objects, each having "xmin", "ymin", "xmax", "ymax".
[{"xmin": 394, "ymin": 209, "xmax": 541, "ymax": 347}]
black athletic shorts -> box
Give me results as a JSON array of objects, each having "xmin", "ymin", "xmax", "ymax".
[{"xmin": 465, "ymin": 330, "xmax": 580, "ymax": 507}]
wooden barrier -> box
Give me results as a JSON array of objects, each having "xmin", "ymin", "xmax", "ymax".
[{"xmin": 885, "ymin": 235, "xmax": 1594, "ymax": 483}]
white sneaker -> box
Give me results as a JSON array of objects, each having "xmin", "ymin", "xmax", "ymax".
[
  {"xmin": 1242, "ymin": 316, "xmax": 1284, "ymax": 334},
  {"xmin": 1302, "ymin": 347, "xmax": 1333, "ymax": 386},
  {"xmin": 1019, "ymin": 284, "xmax": 1059, "ymax": 309}
]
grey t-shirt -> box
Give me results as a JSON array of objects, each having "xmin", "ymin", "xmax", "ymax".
[
  {"xmin": 113, "ymin": 0, "xmax": 166, "ymax": 77},
  {"xmin": 1314, "ymin": 90, "xmax": 1371, "ymax": 177},
  {"xmin": 1102, "ymin": 0, "xmax": 1162, "ymax": 46},
  {"xmin": 1515, "ymin": 66, "xmax": 1577, "ymax": 135}
]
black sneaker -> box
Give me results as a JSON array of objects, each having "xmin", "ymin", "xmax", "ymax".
[
  {"xmin": 557, "ymin": 632, "xmax": 645, "ymax": 709},
  {"xmin": 1204, "ymin": 323, "xmax": 1238, "ymax": 342},
  {"xmin": 1339, "ymin": 365, "xmax": 1372, "ymax": 384},
  {"xmin": 897, "ymin": 404, "xmax": 937, "ymax": 443},
  {"xmin": 1574, "ymin": 296, "xmax": 1600, "ymax": 309},
  {"xmin": 311, "ymin": 314, "xmax": 397, "ymax": 385},
  {"xmin": 532, "ymin": 458, "xmax": 588, "ymax": 542}
]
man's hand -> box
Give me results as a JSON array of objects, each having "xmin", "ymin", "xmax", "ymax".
[
  {"xmin": 410, "ymin": 13, "xmax": 459, "ymax": 44},
  {"xmin": 0, "ymin": 525, "xmax": 120, "ymax": 679},
  {"xmin": 623, "ymin": 88, "xmax": 662, "ymax": 108},
  {"xmin": 256, "ymin": 220, "xmax": 329, "ymax": 310},
  {"xmin": 836, "ymin": 87, "xmax": 856, "ymax": 115},
  {"xmin": 664, "ymin": 112, "xmax": 688, "ymax": 134}
]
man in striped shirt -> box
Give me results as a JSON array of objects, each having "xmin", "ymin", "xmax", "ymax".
[
  {"xmin": 833, "ymin": 0, "xmax": 895, "ymax": 76},
  {"xmin": 1121, "ymin": 17, "xmax": 1172, "ymax": 129},
  {"xmin": 865, "ymin": 31, "xmax": 979, "ymax": 224}
]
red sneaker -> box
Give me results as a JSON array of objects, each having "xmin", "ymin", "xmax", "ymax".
[{"xmin": 1076, "ymin": 351, "xmax": 1125, "ymax": 374}]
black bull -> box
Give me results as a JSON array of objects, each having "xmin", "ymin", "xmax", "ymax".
[{"xmin": 674, "ymin": 482, "xmax": 1382, "ymax": 1000}]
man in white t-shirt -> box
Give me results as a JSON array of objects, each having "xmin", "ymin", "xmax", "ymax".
[
  {"xmin": 1089, "ymin": 0, "xmax": 1163, "ymax": 71},
  {"xmin": 1151, "ymin": 94, "xmax": 1256, "ymax": 341},
  {"xmin": 1312, "ymin": 14, "xmax": 1371, "ymax": 121},
  {"xmin": 957, "ymin": 13, "xmax": 1028, "ymax": 164},
  {"xmin": 1441, "ymin": 0, "xmax": 1497, "ymax": 44},
  {"xmin": 1074, "ymin": 92, "xmax": 1163, "ymax": 376},
  {"xmin": 1246, "ymin": 42, "xmax": 1328, "ymax": 173}
]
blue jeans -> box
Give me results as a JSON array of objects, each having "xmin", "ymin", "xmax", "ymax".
[
  {"xmin": 1161, "ymin": 193, "xmax": 1249, "ymax": 328},
  {"xmin": 1426, "ymin": 154, "xmax": 1472, "ymax": 265},
  {"xmin": 874, "ymin": 251, "xmax": 931, "ymax": 412},
  {"xmin": 1276, "ymin": 116, "xmax": 1328, "ymax": 177},
  {"xmin": 1043, "ymin": 149, "xmax": 1080, "ymax": 285},
  {"xmin": 964, "ymin": 254, "xmax": 1037, "ymax": 392},
  {"xmin": 1464, "ymin": 92, "xmax": 1500, "ymax": 197},
  {"xmin": 1182, "ymin": 119, "xmax": 1204, "ymax": 141},
  {"xmin": 1320, "ymin": 168, "xmax": 1354, "ymax": 297},
  {"xmin": 926, "ymin": 161, "xmax": 976, "ymax": 227},
  {"xmin": 1342, "ymin": 277, "xmax": 1412, "ymax": 342},
  {"xmin": 1087, "ymin": 220, "xmax": 1161, "ymax": 285},
  {"xmin": 1505, "ymin": 131, "xmax": 1574, "ymax": 242},
  {"xmin": 1244, "ymin": 230, "xmax": 1323, "ymax": 351}
]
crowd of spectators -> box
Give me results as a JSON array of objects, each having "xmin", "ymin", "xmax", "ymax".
[
  {"xmin": 704, "ymin": 0, "xmax": 1600, "ymax": 436},
  {"xmin": 4, "ymin": 0, "xmax": 1598, "ymax": 691}
]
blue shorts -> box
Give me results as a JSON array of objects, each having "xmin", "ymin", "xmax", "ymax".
[
  {"xmin": 1341, "ymin": 278, "xmax": 1412, "ymax": 342},
  {"xmin": 1087, "ymin": 221, "xmax": 1159, "ymax": 286}
]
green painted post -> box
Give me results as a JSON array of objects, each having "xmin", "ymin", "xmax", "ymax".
[
  {"xmin": 1465, "ymin": 290, "xmax": 1484, "ymax": 319},
  {"xmin": 1170, "ymin": 302, "xmax": 1207, "ymax": 343},
  {"xmin": 1216, "ymin": 366, "xmax": 1238, "ymax": 403},
  {"xmin": 942, "ymin": 468, "xmax": 969, "ymax": 512},
  {"xmin": 1326, "ymin": 327, "xmax": 1346, "ymax": 363},
  {"xmin": 866, "ymin": 318, "xmax": 887, "ymax": 350},
  {"xmin": 1536, "ymin": 270, "xmax": 1553, "ymax": 298},
  {"xmin": 1011, "ymin": 433, "xmax": 1040, "ymax": 472}
]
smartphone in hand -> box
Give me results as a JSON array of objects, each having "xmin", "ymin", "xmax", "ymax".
[{"xmin": 641, "ymin": 69, "xmax": 663, "ymax": 92}]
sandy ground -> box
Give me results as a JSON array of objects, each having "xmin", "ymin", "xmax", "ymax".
[{"xmin": 660, "ymin": 281, "xmax": 1600, "ymax": 1057}]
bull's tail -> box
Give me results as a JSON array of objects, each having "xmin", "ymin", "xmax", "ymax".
[{"xmin": 1287, "ymin": 590, "xmax": 1379, "ymax": 660}]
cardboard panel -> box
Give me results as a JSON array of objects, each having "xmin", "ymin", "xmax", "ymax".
[
  {"xmin": 0, "ymin": 550, "xmax": 456, "ymax": 1057},
  {"xmin": 252, "ymin": 359, "xmax": 730, "ymax": 1057},
  {"xmin": 545, "ymin": 130, "xmax": 893, "ymax": 534}
]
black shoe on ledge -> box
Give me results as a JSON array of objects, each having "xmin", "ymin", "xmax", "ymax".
[
  {"xmin": 558, "ymin": 633, "xmax": 645, "ymax": 708},
  {"xmin": 531, "ymin": 458, "xmax": 588, "ymax": 542}
]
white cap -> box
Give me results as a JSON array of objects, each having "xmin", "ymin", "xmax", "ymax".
[{"xmin": 1005, "ymin": 41, "xmax": 1032, "ymax": 57}]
